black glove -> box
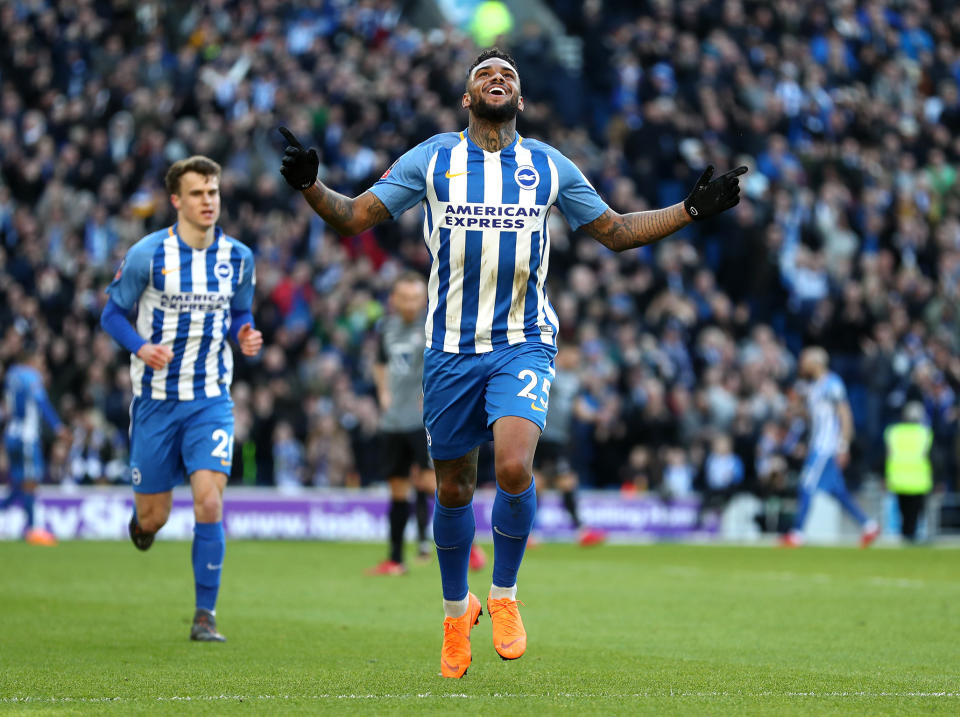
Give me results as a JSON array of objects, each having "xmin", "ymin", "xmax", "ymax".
[
  {"xmin": 278, "ymin": 126, "xmax": 319, "ymax": 191},
  {"xmin": 683, "ymin": 165, "xmax": 748, "ymax": 220}
]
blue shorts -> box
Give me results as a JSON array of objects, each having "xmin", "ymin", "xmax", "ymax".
[
  {"xmin": 129, "ymin": 394, "xmax": 235, "ymax": 494},
  {"xmin": 4, "ymin": 436, "xmax": 43, "ymax": 484},
  {"xmin": 799, "ymin": 451, "xmax": 843, "ymax": 493},
  {"xmin": 422, "ymin": 343, "xmax": 556, "ymax": 460}
]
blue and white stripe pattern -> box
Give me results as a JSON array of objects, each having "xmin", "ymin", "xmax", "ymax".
[
  {"xmin": 106, "ymin": 225, "xmax": 255, "ymax": 400},
  {"xmin": 371, "ymin": 131, "xmax": 608, "ymax": 354},
  {"xmin": 4, "ymin": 366, "xmax": 45, "ymax": 443},
  {"xmin": 805, "ymin": 371, "xmax": 846, "ymax": 457}
]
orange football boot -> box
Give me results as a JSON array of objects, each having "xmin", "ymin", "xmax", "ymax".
[
  {"xmin": 440, "ymin": 592, "xmax": 482, "ymax": 678},
  {"xmin": 487, "ymin": 595, "xmax": 526, "ymax": 660},
  {"xmin": 25, "ymin": 528, "xmax": 57, "ymax": 546}
]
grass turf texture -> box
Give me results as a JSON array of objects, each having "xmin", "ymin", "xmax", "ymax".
[{"xmin": 0, "ymin": 541, "xmax": 958, "ymax": 716}]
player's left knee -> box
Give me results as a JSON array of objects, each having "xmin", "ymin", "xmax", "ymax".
[
  {"xmin": 194, "ymin": 493, "xmax": 223, "ymax": 523},
  {"xmin": 495, "ymin": 457, "xmax": 532, "ymax": 493}
]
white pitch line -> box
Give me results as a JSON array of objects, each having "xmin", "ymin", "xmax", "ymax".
[
  {"xmin": 2, "ymin": 692, "xmax": 959, "ymax": 703},
  {"xmin": 662, "ymin": 565, "xmax": 944, "ymax": 589}
]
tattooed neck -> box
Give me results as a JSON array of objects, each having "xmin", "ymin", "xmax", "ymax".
[{"xmin": 467, "ymin": 120, "xmax": 516, "ymax": 152}]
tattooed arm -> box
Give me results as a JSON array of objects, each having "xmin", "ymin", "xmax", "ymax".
[
  {"xmin": 580, "ymin": 203, "xmax": 693, "ymax": 252},
  {"xmin": 278, "ymin": 126, "xmax": 392, "ymax": 236},
  {"xmin": 300, "ymin": 186, "xmax": 393, "ymax": 237}
]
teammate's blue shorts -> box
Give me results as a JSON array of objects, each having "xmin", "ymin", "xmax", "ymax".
[
  {"xmin": 4, "ymin": 436, "xmax": 43, "ymax": 484},
  {"xmin": 129, "ymin": 394, "xmax": 235, "ymax": 494},
  {"xmin": 799, "ymin": 451, "xmax": 843, "ymax": 493},
  {"xmin": 422, "ymin": 342, "xmax": 556, "ymax": 460}
]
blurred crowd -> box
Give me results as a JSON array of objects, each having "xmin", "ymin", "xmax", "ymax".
[{"xmin": 1, "ymin": 0, "xmax": 959, "ymax": 506}]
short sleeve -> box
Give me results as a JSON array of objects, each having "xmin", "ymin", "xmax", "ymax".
[
  {"xmin": 828, "ymin": 375, "xmax": 847, "ymax": 403},
  {"xmin": 231, "ymin": 245, "xmax": 256, "ymax": 310},
  {"xmin": 551, "ymin": 153, "xmax": 609, "ymax": 230},
  {"xmin": 105, "ymin": 240, "xmax": 153, "ymax": 310},
  {"xmin": 368, "ymin": 143, "xmax": 433, "ymax": 218}
]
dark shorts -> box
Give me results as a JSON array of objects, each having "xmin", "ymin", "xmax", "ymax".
[
  {"xmin": 533, "ymin": 438, "xmax": 572, "ymax": 479},
  {"xmin": 382, "ymin": 429, "xmax": 432, "ymax": 478}
]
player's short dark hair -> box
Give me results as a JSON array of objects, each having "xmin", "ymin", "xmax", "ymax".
[
  {"xmin": 394, "ymin": 271, "xmax": 427, "ymax": 288},
  {"xmin": 165, "ymin": 155, "xmax": 222, "ymax": 195},
  {"xmin": 466, "ymin": 48, "xmax": 520, "ymax": 85}
]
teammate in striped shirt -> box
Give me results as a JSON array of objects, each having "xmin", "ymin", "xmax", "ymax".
[
  {"xmin": 279, "ymin": 48, "xmax": 746, "ymax": 677},
  {"xmin": 100, "ymin": 156, "xmax": 263, "ymax": 641},
  {"xmin": 1, "ymin": 342, "xmax": 70, "ymax": 545},
  {"xmin": 781, "ymin": 347, "xmax": 879, "ymax": 548}
]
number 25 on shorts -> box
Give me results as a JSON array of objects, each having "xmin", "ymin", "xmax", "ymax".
[{"xmin": 516, "ymin": 369, "xmax": 551, "ymax": 413}]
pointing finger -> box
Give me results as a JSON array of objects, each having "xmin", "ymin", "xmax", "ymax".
[
  {"xmin": 722, "ymin": 165, "xmax": 749, "ymax": 179},
  {"xmin": 278, "ymin": 126, "xmax": 303, "ymax": 150}
]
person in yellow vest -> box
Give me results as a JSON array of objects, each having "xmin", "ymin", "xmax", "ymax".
[
  {"xmin": 469, "ymin": 1, "xmax": 514, "ymax": 47},
  {"xmin": 884, "ymin": 402, "xmax": 933, "ymax": 542}
]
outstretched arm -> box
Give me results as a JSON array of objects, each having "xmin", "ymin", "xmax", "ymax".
[
  {"xmin": 300, "ymin": 186, "xmax": 392, "ymax": 237},
  {"xmin": 581, "ymin": 203, "xmax": 691, "ymax": 252},
  {"xmin": 581, "ymin": 165, "xmax": 747, "ymax": 252},
  {"xmin": 279, "ymin": 127, "xmax": 392, "ymax": 236}
]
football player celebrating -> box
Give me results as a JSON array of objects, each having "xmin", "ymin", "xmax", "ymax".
[{"xmin": 280, "ymin": 48, "xmax": 745, "ymax": 677}]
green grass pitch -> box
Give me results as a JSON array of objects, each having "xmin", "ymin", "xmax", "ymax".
[{"xmin": 1, "ymin": 540, "xmax": 958, "ymax": 715}]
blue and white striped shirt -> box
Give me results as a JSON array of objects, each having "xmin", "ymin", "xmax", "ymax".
[
  {"xmin": 106, "ymin": 225, "xmax": 255, "ymax": 400},
  {"xmin": 3, "ymin": 364, "xmax": 61, "ymax": 444},
  {"xmin": 805, "ymin": 371, "xmax": 847, "ymax": 455},
  {"xmin": 370, "ymin": 130, "xmax": 608, "ymax": 354}
]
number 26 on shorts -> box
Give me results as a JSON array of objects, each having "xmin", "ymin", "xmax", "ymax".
[{"xmin": 211, "ymin": 428, "xmax": 233, "ymax": 466}]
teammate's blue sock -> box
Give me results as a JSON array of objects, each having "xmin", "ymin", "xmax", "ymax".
[
  {"xmin": 22, "ymin": 492, "xmax": 35, "ymax": 529},
  {"xmin": 0, "ymin": 488, "xmax": 21, "ymax": 510},
  {"xmin": 834, "ymin": 487, "xmax": 869, "ymax": 526},
  {"xmin": 433, "ymin": 499, "xmax": 475, "ymax": 601},
  {"xmin": 192, "ymin": 521, "xmax": 225, "ymax": 612},
  {"xmin": 793, "ymin": 487, "xmax": 813, "ymax": 532},
  {"xmin": 491, "ymin": 478, "xmax": 537, "ymax": 588}
]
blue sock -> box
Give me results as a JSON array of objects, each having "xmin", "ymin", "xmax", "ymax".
[
  {"xmin": 832, "ymin": 486, "xmax": 869, "ymax": 526},
  {"xmin": 491, "ymin": 478, "xmax": 537, "ymax": 588},
  {"xmin": 22, "ymin": 492, "xmax": 35, "ymax": 529},
  {"xmin": 793, "ymin": 487, "xmax": 813, "ymax": 531},
  {"xmin": 433, "ymin": 499, "xmax": 475, "ymax": 601},
  {"xmin": 192, "ymin": 522, "xmax": 225, "ymax": 612}
]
